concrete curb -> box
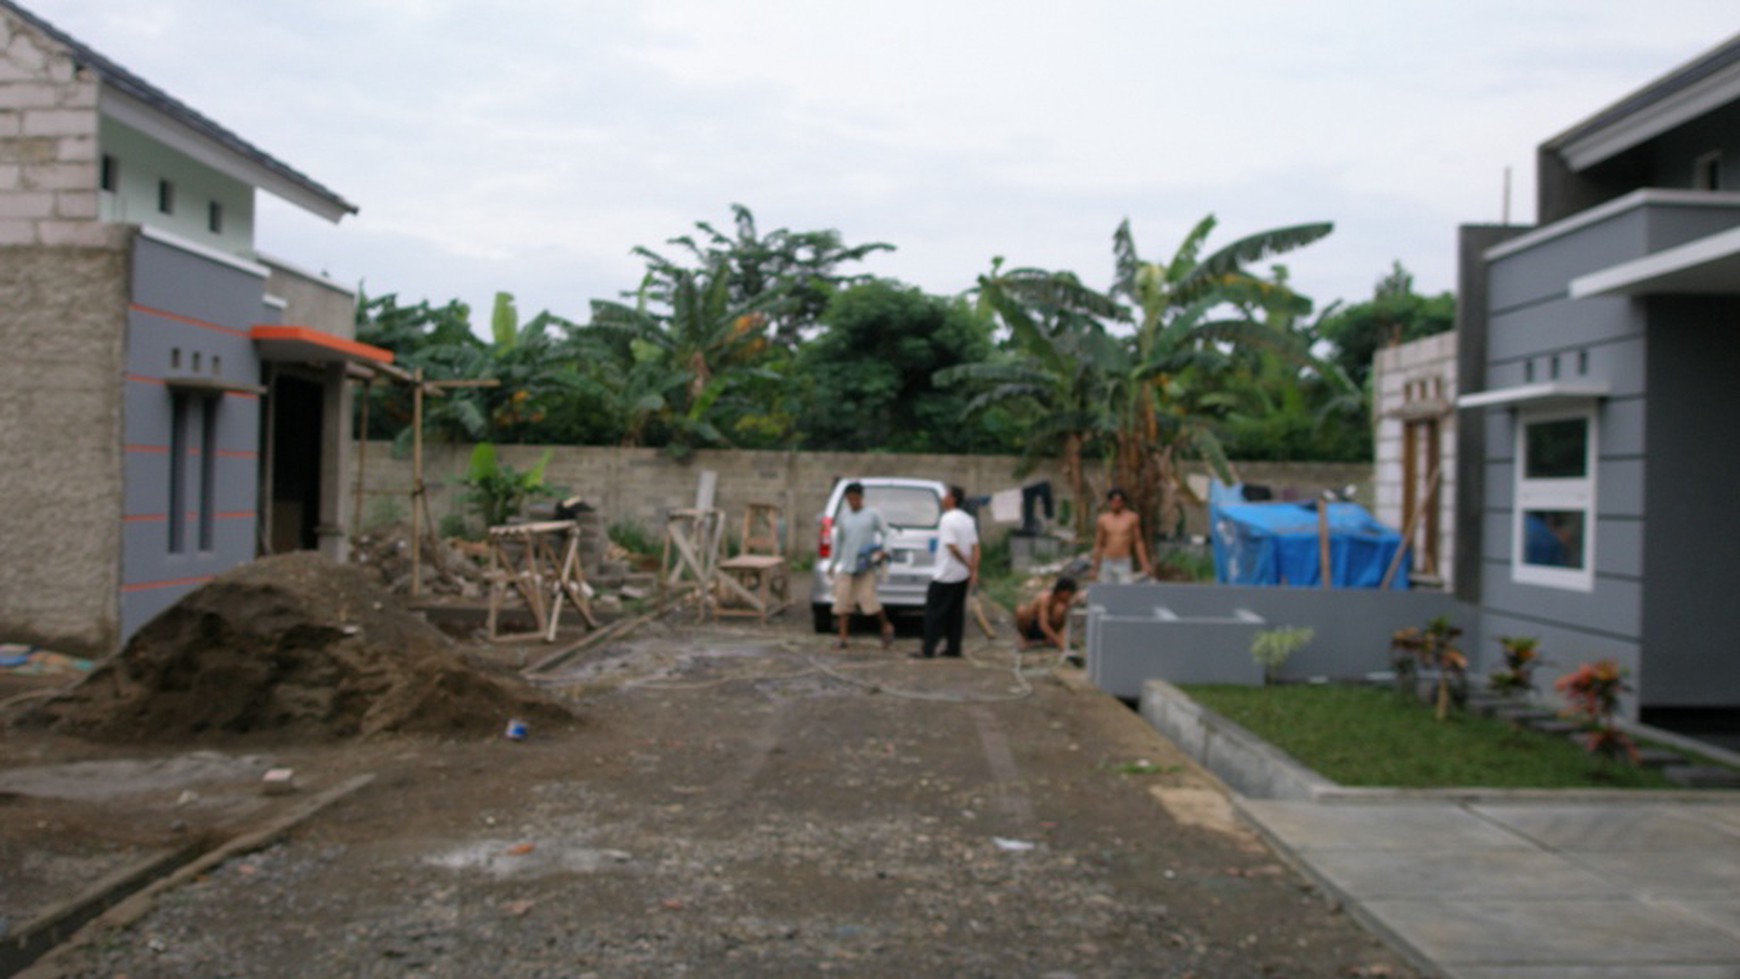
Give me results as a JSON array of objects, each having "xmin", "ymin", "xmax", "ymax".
[
  {"xmin": 1139, "ymin": 678, "xmax": 1740, "ymax": 805},
  {"xmin": 15, "ymin": 772, "xmax": 376, "ymax": 979}
]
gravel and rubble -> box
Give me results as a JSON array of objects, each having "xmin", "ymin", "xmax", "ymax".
[
  {"xmin": 0, "ymin": 559, "xmax": 1412, "ymax": 979},
  {"xmin": 5, "ymin": 586, "xmax": 1417, "ymax": 978}
]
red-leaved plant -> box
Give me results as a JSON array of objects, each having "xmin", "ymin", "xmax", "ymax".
[{"xmin": 1554, "ymin": 659, "xmax": 1637, "ymax": 766}]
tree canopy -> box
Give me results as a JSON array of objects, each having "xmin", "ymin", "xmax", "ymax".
[{"xmin": 353, "ymin": 205, "xmax": 1447, "ymax": 525}]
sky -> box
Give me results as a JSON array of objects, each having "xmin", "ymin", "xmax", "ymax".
[{"xmin": 24, "ymin": 1, "xmax": 1740, "ymax": 329}]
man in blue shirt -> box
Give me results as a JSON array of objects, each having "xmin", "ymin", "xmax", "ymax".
[{"xmin": 830, "ymin": 482, "xmax": 895, "ymax": 649}]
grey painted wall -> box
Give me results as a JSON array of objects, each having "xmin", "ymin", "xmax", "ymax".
[
  {"xmin": 119, "ymin": 234, "xmax": 269, "ymax": 640},
  {"xmin": 1477, "ymin": 205, "xmax": 1654, "ymax": 714},
  {"xmin": 0, "ymin": 242, "xmax": 131, "ymax": 654},
  {"xmin": 1084, "ymin": 582, "xmax": 1475, "ymax": 700},
  {"xmin": 1641, "ymin": 296, "xmax": 1740, "ymax": 707},
  {"xmin": 1475, "ymin": 197, "xmax": 1740, "ymax": 716}
]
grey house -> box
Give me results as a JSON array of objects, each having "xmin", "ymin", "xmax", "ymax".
[
  {"xmin": 1, "ymin": 2, "xmax": 386, "ymax": 654},
  {"xmin": 1457, "ymin": 33, "xmax": 1740, "ymax": 727}
]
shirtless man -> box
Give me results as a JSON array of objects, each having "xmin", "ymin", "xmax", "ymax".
[
  {"xmin": 1016, "ymin": 576, "xmax": 1078, "ymax": 650},
  {"xmin": 1091, "ymin": 488, "xmax": 1152, "ymax": 583}
]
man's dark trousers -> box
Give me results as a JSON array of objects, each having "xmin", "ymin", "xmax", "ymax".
[{"xmin": 922, "ymin": 578, "xmax": 969, "ymax": 658}]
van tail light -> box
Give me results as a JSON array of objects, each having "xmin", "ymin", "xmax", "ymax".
[{"xmin": 818, "ymin": 516, "xmax": 833, "ymax": 559}]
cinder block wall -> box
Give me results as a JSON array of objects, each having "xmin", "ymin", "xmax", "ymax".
[
  {"xmin": 354, "ymin": 443, "xmax": 1372, "ymax": 558},
  {"xmin": 1, "ymin": 12, "xmax": 132, "ymax": 653},
  {"xmin": 0, "ymin": 244, "xmax": 131, "ymax": 653},
  {"xmin": 0, "ymin": 10, "xmax": 118, "ymax": 250},
  {"xmin": 1372, "ymin": 332, "xmax": 1458, "ymax": 588}
]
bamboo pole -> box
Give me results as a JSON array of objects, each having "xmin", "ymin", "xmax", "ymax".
[
  {"xmin": 410, "ymin": 368, "xmax": 424, "ymax": 599},
  {"xmin": 1380, "ymin": 465, "xmax": 1443, "ymax": 590},
  {"xmin": 1317, "ymin": 500, "xmax": 1331, "ymax": 589}
]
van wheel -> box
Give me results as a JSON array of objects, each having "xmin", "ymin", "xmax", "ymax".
[{"xmin": 812, "ymin": 604, "xmax": 834, "ymax": 634}]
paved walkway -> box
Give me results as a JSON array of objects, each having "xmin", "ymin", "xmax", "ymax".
[{"xmin": 1236, "ymin": 794, "xmax": 1740, "ymax": 978}]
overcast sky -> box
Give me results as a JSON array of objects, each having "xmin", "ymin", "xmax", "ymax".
[{"xmin": 25, "ymin": 1, "xmax": 1740, "ymax": 328}]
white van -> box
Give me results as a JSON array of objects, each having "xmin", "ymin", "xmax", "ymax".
[{"xmin": 810, "ymin": 477, "xmax": 947, "ymax": 632}]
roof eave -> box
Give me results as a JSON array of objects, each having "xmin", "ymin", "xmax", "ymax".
[
  {"xmin": 101, "ymin": 86, "xmax": 357, "ymax": 223},
  {"xmin": 1543, "ymin": 32, "xmax": 1740, "ymax": 173}
]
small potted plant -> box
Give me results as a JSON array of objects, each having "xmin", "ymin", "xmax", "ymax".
[
  {"xmin": 1555, "ymin": 659, "xmax": 1638, "ymax": 771},
  {"xmin": 1488, "ymin": 635, "xmax": 1544, "ymax": 699},
  {"xmin": 1251, "ymin": 626, "xmax": 1315, "ymax": 686},
  {"xmin": 1390, "ymin": 616, "xmax": 1465, "ymax": 721}
]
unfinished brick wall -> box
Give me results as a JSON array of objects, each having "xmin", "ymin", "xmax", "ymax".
[
  {"xmin": 353, "ymin": 443, "xmax": 1372, "ymax": 557},
  {"xmin": 0, "ymin": 10, "xmax": 118, "ymax": 249},
  {"xmin": 1372, "ymin": 331, "xmax": 1458, "ymax": 589}
]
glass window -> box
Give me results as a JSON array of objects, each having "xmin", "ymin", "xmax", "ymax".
[
  {"xmin": 1524, "ymin": 418, "xmax": 1587, "ymax": 479},
  {"xmin": 1513, "ymin": 409, "xmax": 1596, "ymax": 590},
  {"xmin": 837, "ymin": 486, "xmax": 942, "ymax": 529},
  {"xmin": 1521, "ymin": 510, "xmax": 1585, "ymax": 569}
]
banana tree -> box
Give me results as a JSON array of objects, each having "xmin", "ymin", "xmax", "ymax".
[
  {"xmin": 937, "ymin": 260, "xmax": 1127, "ymax": 538},
  {"xmin": 1108, "ymin": 216, "xmax": 1333, "ymax": 538}
]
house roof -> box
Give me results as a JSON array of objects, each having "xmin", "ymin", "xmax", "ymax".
[
  {"xmin": 1, "ymin": 0, "xmax": 358, "ymax": 222},
  {"xmin": 1544, "ymin": 32, "xmax": 1740, "ymax": 172}
]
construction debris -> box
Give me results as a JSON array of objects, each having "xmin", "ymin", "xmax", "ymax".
[{"xmin": 28, "ymin": 553, "xmax": 575, "ymax": 742}]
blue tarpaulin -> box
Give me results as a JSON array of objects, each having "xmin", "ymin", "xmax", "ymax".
[{"xmin": 1210, "ymin": 491, "xmax": 1407, "ymax": 589}]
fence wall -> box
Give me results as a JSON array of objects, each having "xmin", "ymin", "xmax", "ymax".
[{"xmin": 352, "ymin": 442, "xmax": 1371, "ymax": 557}]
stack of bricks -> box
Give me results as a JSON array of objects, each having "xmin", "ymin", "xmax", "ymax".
[{"xmin": 0, "ymin": 11, "xmax": 116, "ymax": 249}]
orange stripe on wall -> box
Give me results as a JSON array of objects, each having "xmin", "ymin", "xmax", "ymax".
[
  {"xmin": 124, "ymin": 514, "xmax": 167, "ymax": 523},
  {"xmin": 217, "ymin": 511, "xmax": 256, "ymax": 520},
  {"xmin": 129, "ymin": 303, "xmax": 249, "ymax": 338},
  {"xmin": 126, "ymin": 374, "xmax": 166, "ymax": 386},
  {"xmin": 126, "ymin": 444, "xmax": 169, "ymax": 454},
  {"xmin": 122, "ymin": 575, "xmax": 214, "ymax": 594}
]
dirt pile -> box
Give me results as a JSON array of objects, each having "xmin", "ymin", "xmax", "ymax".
[{"xmin": 33, "ymin": 553, "xmax": 574, "ymax": 742}]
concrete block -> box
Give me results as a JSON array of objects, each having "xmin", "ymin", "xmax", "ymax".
[
  {"xmin": 54, "ymin": 190, "xmax": 97, "ymax": 219},
  {"xmin": 56, "ymin": 133, "xmax": 96, "ymax": 161},
  {"xmin": 0, "ymin": 80, "xmax": 58, "ymax": 108},
  {"xmin": 21, "ymin": 108, "xmax": 92, "ymax": 138},
  {"xmin": 6, "ymin": 32, "xmax": 51, "ymax": 72},
  {"xmin": 37, "ymin": 219, "xmax": 120, "ymax": 247},
  {"xmin": 0, "ymin": 109, "xmax": 17, "ymax": 136},
  {"xmin": 24, "ymin": 160, "xmax": 93, "ymax": 190},
  {"xmin": 0, "ymin": 218, "xmax": 34, "ymax": 245},
  {"xmin": 0, "ymin": 190, "xmax": 51, "ymax": 218},
  {"xmin": 261, "ymin": 767, "xmax": 296, "ymax": 795}
]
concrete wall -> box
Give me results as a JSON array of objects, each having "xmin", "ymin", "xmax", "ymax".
[
  {"xmin": 120, "ymin": 233, "xmax": 270, "ymax": 640},
  {"xmin": 1084, "ymin": 581, "xmax": 1473, "ymax": 699},
  {"xmin": 1640, "ymin": 297, "xmax": 1740, "ymax": 708},
  {"xmin": 1372, "ymin": 331, "xmax": 1457, "ymax": 590},
  {"xmin": 354, "ymin": 442, "xmax": 1371, "ymax": 556},
  {"xmin": 0, "ymin": 5, "xmax": 117, "ymax": 250},
  {"xmin": 263, "ymin": 257, "xmax": 357, "ymax": 338},
  {"xmin": 0, "ymin": 242, "xmax": 130, "ymax": 653},
  {"xmin": 97, "ymin": 116, "xmax": 255, "ymax": 255}
]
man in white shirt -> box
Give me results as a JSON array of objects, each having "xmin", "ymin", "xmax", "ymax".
[{"xmin": 917, "ymin": 484, "xmax": 979, "ymax": 659}]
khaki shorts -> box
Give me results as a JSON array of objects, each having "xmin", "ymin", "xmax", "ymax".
[{"xmin": 831, "ymin": 571, "xmax": 882, "ymax": 615}]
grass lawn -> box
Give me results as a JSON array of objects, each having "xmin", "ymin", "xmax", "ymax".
[{"xmin": 1182, "ymin": 683, "xmax": 1678, "ymax": 790}]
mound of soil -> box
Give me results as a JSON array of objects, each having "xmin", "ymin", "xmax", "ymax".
[{"xmin": 35, "ymin": 553, "xmax": 574, "ymax": 742}]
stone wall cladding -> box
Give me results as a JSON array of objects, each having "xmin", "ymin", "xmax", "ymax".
[
  {"xmin": 0, "ymin": 9, "xmax": 116, "ymax": 249},
  {"xmin": 355, "ymin": 443, "xmax": 1371, "ymax": 556},
  {"xmin": 0, "ymin": 242, "xmax": 131, "ymax": 653}
]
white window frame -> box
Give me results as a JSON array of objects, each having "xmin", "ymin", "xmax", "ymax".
[{"xmin": 1512, "ymin": 405, "xmax": 1598, "ymax": 591}]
